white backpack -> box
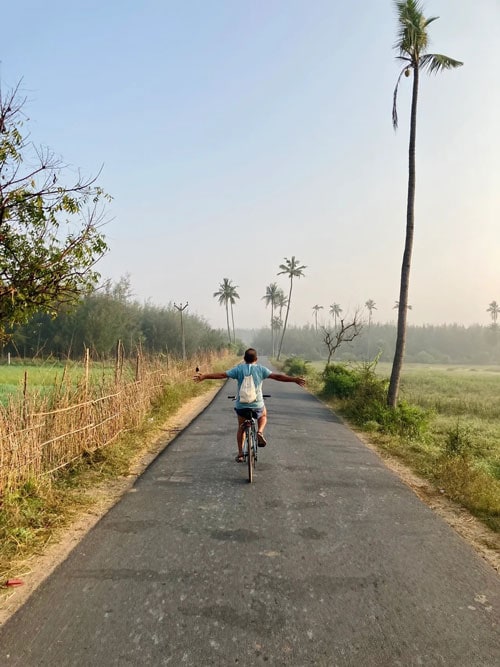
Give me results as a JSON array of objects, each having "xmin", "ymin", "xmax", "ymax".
[{"xmin": 239, "ymin": 365, "xmax": 257, "ymax": 404}]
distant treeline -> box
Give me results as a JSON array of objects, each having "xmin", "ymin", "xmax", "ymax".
[
  {"xmin": 2, "ymin": 278, "xmax": 226, "ymax": 360},
  {"xmin": 248, "ymin": 323, "xmax": 500, "ymax": 365}
]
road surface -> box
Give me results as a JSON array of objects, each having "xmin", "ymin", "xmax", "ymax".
[{"xmin": 1, "ymin": 374, "xmax": 499, "ymax": 665}]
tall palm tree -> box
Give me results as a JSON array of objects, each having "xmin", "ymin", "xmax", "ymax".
[
  {"xmin": 329, "ymin": 303, "xmax": 342, "ymax": 330},
  {"xmin": 365, "ymin": 299, "xmax": 377, "ymax": 360},
  {"xmin": 262, "ymin": 282, "xmax": 280, "ymax": 356},
  {"xmin": 277, "ymin": 290, "xmax": 288, "ymax": 323},
  {"xmin": 276, "ymin": 256, "xmax": 306, "ymax": 360},
  {"xmin": 227, "ymin": 282, "xmax": 240, "ymax": 343},
  {"xmin": 312, "ymin": 304, "xmax": 323, "ymax": 331},
  {"xmin": 487, "ymin": 300, "xmax": 500, "ymax": 324},
  {"xmin": 387, "ymin": 0, "xmax": 463, "ymax": 408},
  {"xmin": 365, "ymin": 299, "xmax": 377, "ymax": 327},
  {"xmin": 213, "ymin": 278, "xmax": 238, "ymax": 343}
]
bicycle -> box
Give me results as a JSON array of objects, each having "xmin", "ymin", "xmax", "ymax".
[{"xmin": 228, "ymin": 395, "xmax": 270, "ymax": 483}]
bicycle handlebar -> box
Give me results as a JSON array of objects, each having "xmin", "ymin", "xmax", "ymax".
[{"xmin": 227, "ymin": 395, "xmax": 271, "ymax": 399}]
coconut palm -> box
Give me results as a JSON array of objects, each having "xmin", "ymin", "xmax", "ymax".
[
  {"xmin": 276, "ymin": 256, "xmax": 306, "ymax": 360},
  {"xmin": 312, "ymin": 304, "xmax": 323, "ymax": 332},
  {"xmin": 227, "ymin": 282, "xmax": 240, "ymax": 343},
  {"xmin": 388, "ymin": 0, "xmax": 463, "ymax": 408},
  {"xmin": 213, "ymin": 278, "xmax": 239, "ymax": 343},
  {"xmin": 329, "ymin": 303, "xmax": 343, "ymax": 330},
  {"xmin": 365, "ymin": 299, "xmax": 377, "ymax": 327},
  {"xmin": 262, "ymin": 282, "xmax": 280, "ymax": 356},
  {"xmin": 487, "ymin": 301, "xmax": 500, "ymax": 324},
  {"xmin": 365, "ymin": 299, "xmax": 377, "ymax": 360},
  {"xmin": 277, "ymin": 290, "xmax": 288, "ymax": 323}
]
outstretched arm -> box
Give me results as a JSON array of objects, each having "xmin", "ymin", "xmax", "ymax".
[
  {"xmin": 193, "ymin": 372, "xmax": 228, "ymax": 382},
  {"xmin": 269, "ymin": 372, "xmax": 306, "ymax": 387}
]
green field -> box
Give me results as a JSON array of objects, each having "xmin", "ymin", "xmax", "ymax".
[{"xmin": 0, "ymin": 360, "xmax": 119, "ymax": 405}]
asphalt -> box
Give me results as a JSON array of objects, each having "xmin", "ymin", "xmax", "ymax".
[{"xmin": 0, "ymin": 372, "xmax": 499, "ymax": 666}]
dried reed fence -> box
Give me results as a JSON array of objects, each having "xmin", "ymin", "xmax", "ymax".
[{"xmin": 0, "ymin": 348, "xmax": 225, "ymax": 493}]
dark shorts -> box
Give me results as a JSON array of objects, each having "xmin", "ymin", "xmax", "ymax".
[{"xmin": 235, "ymin": 407, "xmax": 265, "ymax": 419}]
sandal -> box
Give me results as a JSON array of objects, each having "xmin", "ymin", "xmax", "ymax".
[
  {"xmin": 235, "ymin": 454, "xmax": 245, "ymax": 463},
  {"xmin": 257, "ymin": 432, "xmax": 267, "ymax": 447}
]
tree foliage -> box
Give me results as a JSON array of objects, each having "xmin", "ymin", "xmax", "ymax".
[
  {"xmin": 4, "ymin": 277, "xmax": 227, "ymax": 360},
  {"xmin": 0, "ymin": 83, "xmax": 110, "ymax": 342}
]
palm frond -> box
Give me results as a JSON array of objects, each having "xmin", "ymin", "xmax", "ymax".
[
  {"xmin": 420, "ymin": 53, "xmax": 464, "ymax": 74},
  {"xmin": 392, "ymin": 66, "xmax": 409, "ymax": 130},
  {"xmin": 394, "ymin": 1, "xmax": 437, "ymax": 59}
]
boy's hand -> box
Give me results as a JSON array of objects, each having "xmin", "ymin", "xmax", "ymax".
[
  {"xmin": 296, "ymin": 377, "xmax": 306, "ymax": 387},
  {"xmin": 193, "ymin": 373, "xmax": 203, "ymax": 383}
]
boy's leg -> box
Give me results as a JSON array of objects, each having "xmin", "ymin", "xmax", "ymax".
[
  {"xmin": 257, "ymin": 406, "xmax": 268, "ymax": 446},
  {"xmin": 236, "ymin": 416, "xmax": 246, "ymax": 458}
]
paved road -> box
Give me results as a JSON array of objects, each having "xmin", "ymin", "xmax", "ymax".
[{"xmin": 1, "ymin": 374, "xmax": 499, "ymax": 666}]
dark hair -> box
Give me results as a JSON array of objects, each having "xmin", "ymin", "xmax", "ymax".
[{"xmin": 244, "ymin": 348, "xmax": 258, "ymax": 363}]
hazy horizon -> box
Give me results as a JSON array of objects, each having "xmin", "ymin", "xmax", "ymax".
[{"xmin": 2, "ymin": 1, "xmax": 499, "ymax": 331}]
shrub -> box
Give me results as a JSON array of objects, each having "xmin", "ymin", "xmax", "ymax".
[
  {"xmin": 444, "ymin": 420, "xmax": 473, "ymax": 458},
  {"xmin": 322, "ymin": 364, "xmax": 360, "ymax": 399},
  {"xmin": 322, "ymin": 362, "xmax": 429, "ymax": 440},
  {"xmin": 282, "ymin": 356, "xmax": 309, "ymax": 377}
]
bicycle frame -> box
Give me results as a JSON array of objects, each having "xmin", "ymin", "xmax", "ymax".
[{"xmin": 228, "ymin": 395, "xmax": 270, "ymax": 483}]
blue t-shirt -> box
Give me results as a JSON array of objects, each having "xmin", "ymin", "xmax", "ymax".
[{"xmin": 226, "ymin": 363, "xmax": 272, "ymax": 409}]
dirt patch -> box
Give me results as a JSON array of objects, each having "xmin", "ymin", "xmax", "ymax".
[{"xmin": 0, "ymin": 386, "xmax": 221, "ymax": 626}]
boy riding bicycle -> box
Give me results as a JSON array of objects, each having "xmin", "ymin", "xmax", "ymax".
[{"xmin": 193, "ymin": 348, "xmax": 306, "ymax": 462}]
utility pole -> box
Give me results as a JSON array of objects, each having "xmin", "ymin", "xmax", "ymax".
[{"xmin": 174, "ymin": 302, "xmax": 188, "ymax": 361}]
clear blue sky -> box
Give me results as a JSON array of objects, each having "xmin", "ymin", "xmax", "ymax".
[{"xmin": 2, "ymin": 1, "xmax": 499, "ymax": 330}]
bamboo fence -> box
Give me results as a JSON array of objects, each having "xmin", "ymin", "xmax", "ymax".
[{"xmin": 0, "ymin": 349, "xmax": 223, "ymax": 493}]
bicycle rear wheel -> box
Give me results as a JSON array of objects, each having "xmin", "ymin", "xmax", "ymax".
[{"xmin": 246, "ymin": 425, "xmax": 254, "ymax": 483}]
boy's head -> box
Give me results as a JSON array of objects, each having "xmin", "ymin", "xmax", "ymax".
[{"xmin": 244, "ymin": 348, "xmax": 258, "ymax": 363}]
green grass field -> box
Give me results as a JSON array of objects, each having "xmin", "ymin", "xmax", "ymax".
[{"xmin": 0, "ymin": 360, "xmax": 120, "ymax": 405}]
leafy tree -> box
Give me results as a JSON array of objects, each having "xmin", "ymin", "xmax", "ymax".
[
  {"xmin": 213, "ymin": 278, "xmax": 239, "ymax": 343},
  {"xmin": 0, "ymin": 83, "xmax": 109, "ymax": 343},
  {"xmin": 329, "ymin": 303, "xmax": 343, "ymax": 330},
  {"xmin": 262, "ymin": 282, "xmax": 280, "ymax": 357},
  {"xmin": 486, "ymin": 301, "xmax": 499, "ymax": 324},
  {"xmin": 388, "ymin": 0, "xmax": 463, "ymax": 407},
  {"xmin": 312, "ymin": 304, "xmax": 323, "ymax": 331},
  {"xmin": 276, "ymin": 256, "xmax": 306, "ymax": 360}
]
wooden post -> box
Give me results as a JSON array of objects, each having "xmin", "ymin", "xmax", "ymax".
[
  {"xmin": 135, "ymin": 352, "xmax": 141, "ymax": 382},
  {"xmin": 174, "ymin": 302, "xmax": 188, "ymax": 361},
  {"xmin": 84, "ymin": 347, "xmax": 90, "ymax": 394},
  {"xmin": 22, "ymin": 370, "xmax": 28, "ymax": 427},
  {"xmin": 115, "ymin": 339, "xmax": 123, "ymax": 384}
]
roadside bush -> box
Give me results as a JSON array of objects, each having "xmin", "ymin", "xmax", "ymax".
[
  {"xmin": 282, "ymin": 356, "xmax": 309, "ymax": 377},
  {"xmin": 444, "ymin": 420, "xmax": 474, "ymax": 458},
  {"xmin": 322, "ymin": 362, "xmax": 429, "ymax": 440},
  {"xmin": 322, "ymin": 364, "xmax": 360, "ymax": 399}
]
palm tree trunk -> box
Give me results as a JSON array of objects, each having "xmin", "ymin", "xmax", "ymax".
[
  {"xmin": 231, "ymin": 303, "xmax": 235, "ymax": 343},
  {"xmin": 388, "ymin": 66, "xmax": 419, "ymax": 407},
  {"xmin": 277, "ymin": 281, "xmax": 293, "ymax": 360},
  {"xmin": 225, "ymin": 302, "xmax": 231, "ymax": 343},
  {"xmin": 271, "ymin": 302, "xmax": 275, "ymax": 357}
]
